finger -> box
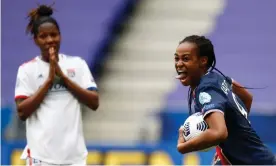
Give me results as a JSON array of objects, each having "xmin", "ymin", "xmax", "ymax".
[
  {"xmin": 50, "ymin": 56, "xmax": 56, "ymax": 63},
  {"xmin": 49, "ymin": 47, "xmax": 57, "ymax": 61},
  {"xmin": 49, "ymin": 47, "xmax": 55, "ymax": 55}
]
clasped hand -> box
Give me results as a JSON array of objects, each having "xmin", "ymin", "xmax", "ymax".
[{"xmin": 48, "ymin": 47, "xmax": 66, "ymax": 81}]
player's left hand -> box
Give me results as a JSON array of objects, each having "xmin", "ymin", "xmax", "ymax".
[
  {"xmin": 49, "ymin": 47, "xmax": 66, "ymax": 79},
  {"xmin": 54, "ymin": 61, "xmax": 66, "ymax": 79},
  {"xmin": 178, "ymin": 125, "xmax": 186, "ymax": 144}
]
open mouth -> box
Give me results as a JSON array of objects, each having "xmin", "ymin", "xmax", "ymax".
[{"xmin": 176, "ymin": 70, "xmax": 188, "ymax": 81}]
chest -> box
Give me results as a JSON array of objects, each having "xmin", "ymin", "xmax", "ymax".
[
  {"xmin": 190, "ymin": 97, "xmax": 201, "ymax": 115},
  {"xmin": 32, "ymin": 61, "xmax": 83, "ymax": 91}
]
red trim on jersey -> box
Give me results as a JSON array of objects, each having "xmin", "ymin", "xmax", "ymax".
[
  {"xmin": 216, "ymin": 146, "xmax": 231, "ymax": 165},
  {"xmin": 15, "ymin": 95, "xmax": 28, "ymax": 100},
  {"xmin": 21, "ymin": 58, "xmax": 37, "ymax": 67},
  {"xmin": 27, "ymin": 148, "xmax": 32, "ymax": 166}
]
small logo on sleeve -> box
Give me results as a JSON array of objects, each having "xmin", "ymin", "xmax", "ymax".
[{"xmin": 199, "ymin": 92, "xmax": 212, "ymax": 105}]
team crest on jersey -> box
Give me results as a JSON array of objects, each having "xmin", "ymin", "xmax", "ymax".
[
  {"xmin": 67, "ymin": 68, "xmax": 75, "ymax": 77},
  {"xmin": 199, "ymin": 92, "xmax": 212, "ymax": 105}
]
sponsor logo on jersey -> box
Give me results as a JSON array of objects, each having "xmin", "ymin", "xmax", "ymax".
[{"xmin": 49, "ymin": 82, "xmax": 67, "ymax": 92}]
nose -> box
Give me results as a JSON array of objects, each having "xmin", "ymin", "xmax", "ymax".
[
  {"xmin": 176, "ymin": 60, "xmax": 184, "ymax": 68},
  {"xmin": 46, "ymin": 36, "xmax": 54, "ymax": 43}
]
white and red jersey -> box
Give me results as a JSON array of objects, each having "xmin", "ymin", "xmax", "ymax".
[{"xmin": 14, "ymin": 54, "xmax": 97, "ymax": 164}]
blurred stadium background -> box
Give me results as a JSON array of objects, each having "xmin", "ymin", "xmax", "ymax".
[{"xmin": 1, "ymin": 0, "xmax": 276, "ymax": 165}]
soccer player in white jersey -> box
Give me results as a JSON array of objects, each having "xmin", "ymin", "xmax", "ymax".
[{"xmin": 14, "ymin": 4, "xmax": 99, "ymax": 166}]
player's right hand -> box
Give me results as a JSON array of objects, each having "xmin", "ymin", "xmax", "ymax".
[{"xmin": 48, "ymin": 47, "xmax": 56, "ymax": 82}]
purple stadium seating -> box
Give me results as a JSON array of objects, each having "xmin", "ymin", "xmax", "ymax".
[
  {"xmin": 166, "ymin": 0, "xmax": 276, "ymax": 113},
  {"xmin": 1, "ymin": 0, "xmax": 134, "ymax": 105}
]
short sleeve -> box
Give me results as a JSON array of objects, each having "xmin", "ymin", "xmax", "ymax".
[
  {"xmin": 80, "ymin": 59, "xmax": 98, "ymax": 91},
  {"xmin": 196, "ymin": 86, "xmax": 227, "ymax": 118},
  {"xmin": 14, "ymin": 66, "xmax": 35, "ymax": 100},
  {"xmin": 225, "ymin": 76, "xmax": 233, "ymax": 87}
]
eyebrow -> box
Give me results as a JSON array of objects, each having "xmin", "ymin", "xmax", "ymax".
[{"xmin": 174, "ymin": 52, "xmax": 191, "ymax": 56}]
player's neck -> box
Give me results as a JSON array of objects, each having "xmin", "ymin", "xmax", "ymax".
[
  {"xmin": 190, "ymin": 82, "xmax": 198, "ymax": 92},
  {"xmin": 190, "ymin": 71, "xmax": 208, "ymax": 91}
]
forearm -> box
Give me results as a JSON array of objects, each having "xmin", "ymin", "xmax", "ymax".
[
  {"xmin": 177, "ymin": 129, "xmax": 224, "ymax": 154},
  {"xmin": 17, "ymin": 79, "xmax": 52, "ymax": 121},
  {"xmin": 63, "ymin": 76, "xmax": 99, "ymax": 110}
]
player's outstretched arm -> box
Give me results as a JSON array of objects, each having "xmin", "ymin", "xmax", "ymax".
[
  {"xmin": 177, "ymin": 111, "xmax": 227, "ymax": 154},
  {"xmin": 232, "ymin": 80, "xmax": 253, "ymax": 113}
]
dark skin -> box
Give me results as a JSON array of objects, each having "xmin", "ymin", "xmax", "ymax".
[
  {"xmin": 174, "ymin": 42, "xmax": 208, "ymax": 90},
  {"xmin": 175, "ymin": 42, "xmax": 252, "ymax": 154},
  {"xmin": 174, "ymin": 42, "xmax": 252, "ymax": 112},
  {"xmin": 34, "ymin": 22, "xmax": 61, "ymax": 62},
  {"xmin": 16, "ymin": 22, "xmax": 99, "ymax": 121}
]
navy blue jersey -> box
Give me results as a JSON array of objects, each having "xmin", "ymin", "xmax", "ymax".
[{"xmin": 191, "ymin": 72, "xmax": 276, "ymax": 165}]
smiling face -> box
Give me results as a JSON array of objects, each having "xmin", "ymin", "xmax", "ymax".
[
  {"xmin": 174, "ymin": 42, "xmax": 208, "ymax": 89},
  {"xmin": 34, "ymin": 22, "xmax": 61, "ymax": 62}
]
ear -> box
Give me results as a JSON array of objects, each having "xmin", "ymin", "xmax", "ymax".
[{"xmin": 200, "ymin": 56, "xmax": 208, "ymax": 68}]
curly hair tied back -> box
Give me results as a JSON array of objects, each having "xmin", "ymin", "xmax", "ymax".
[{"xmin": 26, "ymin": 3, "xmax": 59, "ymax": 37}]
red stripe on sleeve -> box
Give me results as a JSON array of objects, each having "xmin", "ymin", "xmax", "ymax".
[{"xmin": 15, "ymin": 95, "xmax": 28, "ymax": 100}]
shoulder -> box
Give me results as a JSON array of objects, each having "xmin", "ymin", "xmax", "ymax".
[
  {"xmin": 197, "ymin": 72, "xmax": 232, "ymax": 91},
  {"xmin": 199, "ymin": 72, "xmax": 222, "ymax": 87},
  {"xmin": 61, "ymin": 54, "xmax": 87, "ymax": 65},
  {"xmin": 18, "ymin": 57, "xmax": 39, "ymax": 73},
  {"xmin": 195, "ymin": 72, "xmax": 231, "ymax": 103}
]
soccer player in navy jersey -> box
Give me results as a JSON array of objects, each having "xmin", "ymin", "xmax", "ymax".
[{"xmin": 175, "ymin": 35, "xmax": 276, "ymax": 165}]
